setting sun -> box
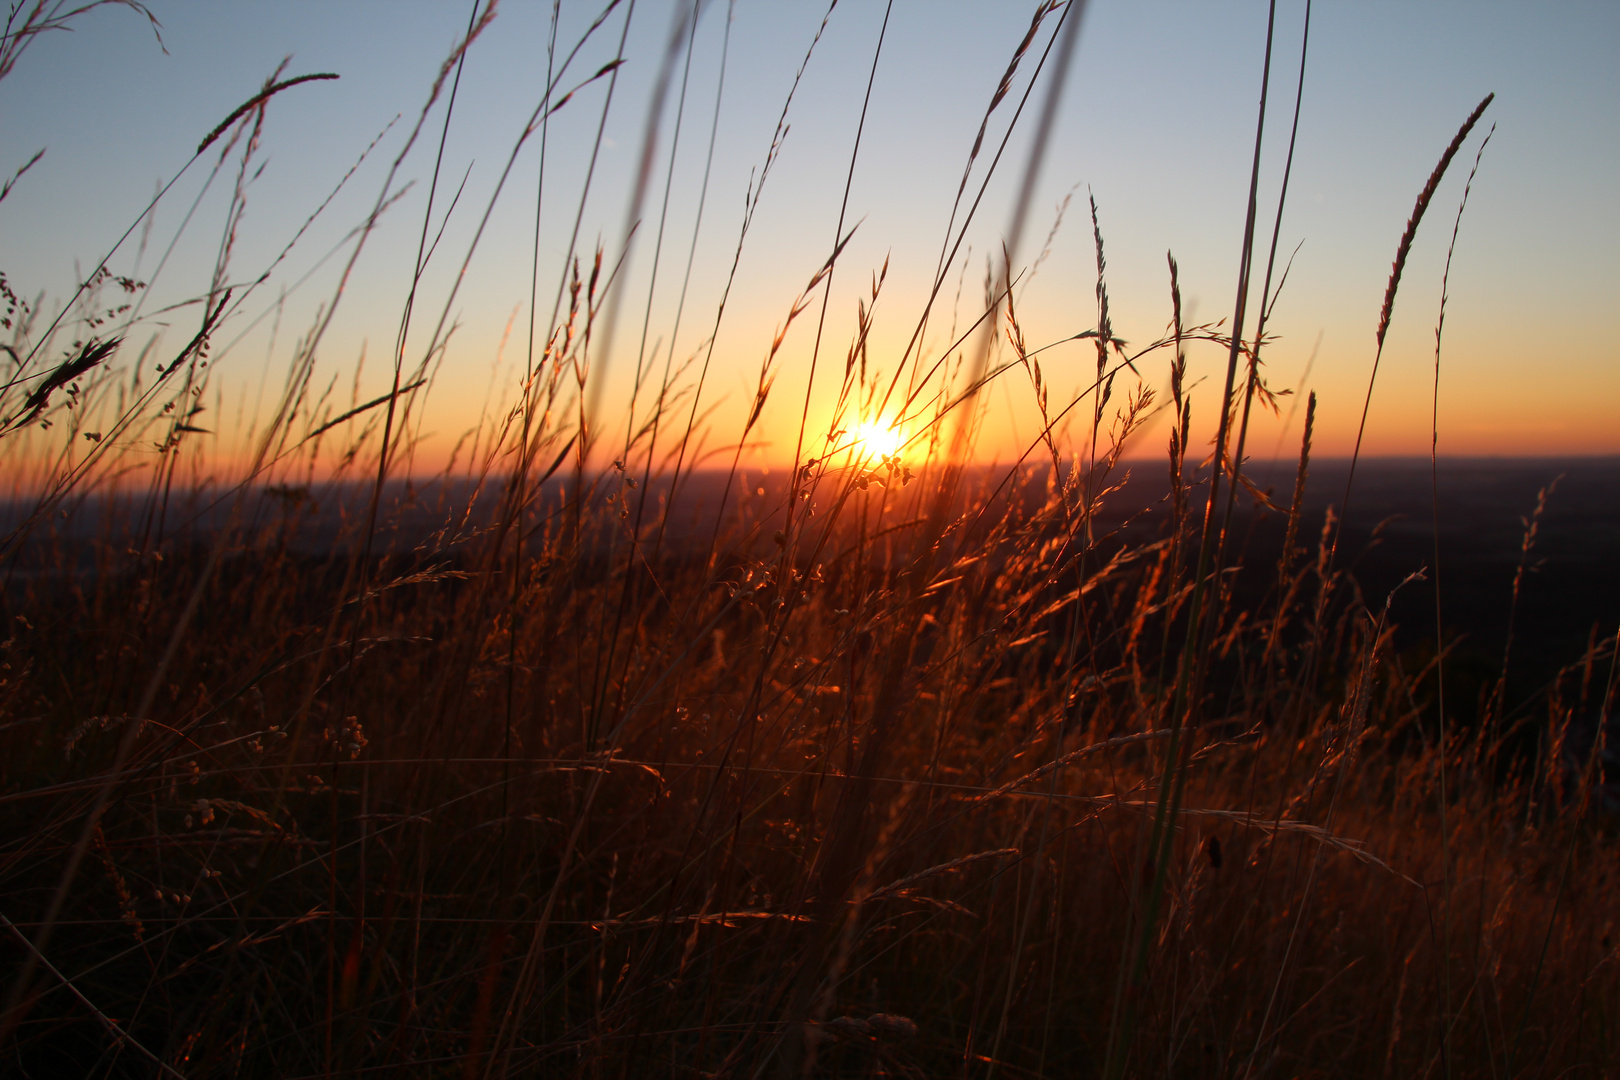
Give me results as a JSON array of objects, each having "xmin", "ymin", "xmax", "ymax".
[{"xmin": 852, "ymin": 420, "xmax": 904, "ymax": 460}]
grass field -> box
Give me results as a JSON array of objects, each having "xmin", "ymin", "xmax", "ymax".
[{"xmin": 1, "ymin": 2, "xmax": 1615, "ymax": 1077}]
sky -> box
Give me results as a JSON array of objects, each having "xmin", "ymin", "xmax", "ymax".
[{"xmin": 1, "ymin": 0, "xmax": 1616, "ymax": 483}]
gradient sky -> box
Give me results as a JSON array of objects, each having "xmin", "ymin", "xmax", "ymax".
[{"xmin": 2, "ymin": 1, "xmax": 1616, "ymax": 481}]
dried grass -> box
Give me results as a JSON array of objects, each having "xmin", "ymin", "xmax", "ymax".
[{"xmin": 0, "ymin": 6, "xmax": 1611, "ymax": 1080}]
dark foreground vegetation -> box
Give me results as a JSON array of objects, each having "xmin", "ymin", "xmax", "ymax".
[
  {"xmin": 2, "ymin": 453, "xmax": 1616, "ymax": 1078},
  {"xmin": 2, "ymin": 2, "xmax": 1615, "ymax": 1077}
]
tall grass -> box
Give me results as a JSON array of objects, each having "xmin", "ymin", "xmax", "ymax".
[{"xmin": 1, "ymin": 3, "xmax": 1615, "ymax": 1078}]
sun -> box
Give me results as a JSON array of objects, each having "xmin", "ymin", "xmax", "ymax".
[{"xmin": 852, "ymin": 421, "xmax": 904, "ymax": 460}]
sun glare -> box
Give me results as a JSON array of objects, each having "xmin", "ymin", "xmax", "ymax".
[{"xmin": 853, "ymin": 421, "xmax": 904, "ymax": 460}]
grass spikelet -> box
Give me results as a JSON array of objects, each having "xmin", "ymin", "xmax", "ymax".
[
  {"xmin": 960, "ymin": 0, "xmax": 1062, "ymax": 195},
  {"xmin": 1376, "ymin": 92, "xmax": 1494, "ymax": 351},
  {"xmin": 196, "ymin": 72, "xmax": 340, "ymax": 155},
  {"xmin": 5, "ymin": 336, "xmax": 119, "ymax": 431}
]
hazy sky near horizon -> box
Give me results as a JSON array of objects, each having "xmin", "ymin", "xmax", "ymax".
[{"xmin": 2, "ymin": 0, "xmax": 1616, "ymax": 478}]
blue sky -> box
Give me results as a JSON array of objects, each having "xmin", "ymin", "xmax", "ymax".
[{"xmin": 2, "ymin": 0, "xmax": 1616, "ymax": 477}]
